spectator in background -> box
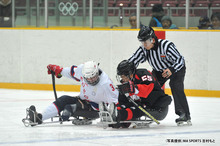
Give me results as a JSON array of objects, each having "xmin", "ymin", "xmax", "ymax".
[
  {"xmin": 0, "ymin": 0, "xmax": 12, "ymax": 27},
  {"xmin": 129, "ymin": 13, "xmax": 144, "ymax": 29},
  {"xmin": 198, "ymin": 16, "xmax": 211, "ymax": 29},
  {"xmin": 161, "ymin": 16, "xmax": 178, "ymax": 29},
  {"xmin": 210, "ymin": 12, "xmax": 220, "ymax": 29},
  {"xmin": 129, "ymin": 13, "xmax": 137, "ymax": 29},
  {"xmin": 149, "ymin": 4, "xmax": 164, "ymax": 27}
]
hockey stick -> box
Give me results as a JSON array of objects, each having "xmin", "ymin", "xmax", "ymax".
[
  {"xmin": 124, "ymin": 93, "xmax": 160, "ymax": 125},
  {"xmin": 117, "ymin": 83, "xmax": 160, "ymax": 124},
  {"xmin": 51, "ymin": 72, "xmax": 62, "ymax": 124}
]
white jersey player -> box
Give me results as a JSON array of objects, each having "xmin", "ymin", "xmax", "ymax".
[
  {"xmin": 26, "ymin": 61, "xmax": 119, "ymax": 126},
  {"xmin": 62, "ymin": 63, "xmax": 118, "ymax": 106}
]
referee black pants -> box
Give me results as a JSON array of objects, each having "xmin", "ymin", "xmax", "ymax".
[{"xmin": 152, "ymin": 66, "xmax": 190, "ymax": 116}]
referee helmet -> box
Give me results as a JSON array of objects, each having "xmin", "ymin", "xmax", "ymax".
[{"xmin": 137, "ymin": 26, "xmax": 157, "ymax": 42}]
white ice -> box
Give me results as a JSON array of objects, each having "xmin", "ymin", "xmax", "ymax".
[{"xmin": 0, "ymin": 89, "xmax": 219, "ymax": 146}]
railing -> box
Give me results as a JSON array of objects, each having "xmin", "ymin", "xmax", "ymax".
[{"xmin": 1, "ymin": 0, "xmax": 219, "ymax": 28}]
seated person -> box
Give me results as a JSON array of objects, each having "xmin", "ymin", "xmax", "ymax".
[
  {"xmin": 26, "ymin": 61, "xmax": 119, "ymax": 126},
  {"xmin": 0, "ymin": 0, "xmax": 12, "ymax": 27},
  {"xmin": 129, "ymin": 13, "xmax": 144, "ymax": 29},
  {"xmin": 100, "ymin": 60, "xmax": 172, "ymax": 128},
  {"xmin": 129, "ymin": 13, "xmax": 137, "ymax": 29},
  {"xmin": 161, "ymin": 16, "xmax": 178, "ymax": 29},
  {"xmin": 210, "ymin": 12, "xmax": 220, "ymax": 30},
  {"xmin": 149, "ymin": 4, "xmax": 164, "ymax": 27},
  {"xmin": 198, "ymin": 16, "xmax": 211, "ymax": 29}
]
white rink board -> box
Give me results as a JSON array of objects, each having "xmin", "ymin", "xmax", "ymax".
[{"xmin": 0, "ymin": 29, "xmax": 220, "ymax": 90}]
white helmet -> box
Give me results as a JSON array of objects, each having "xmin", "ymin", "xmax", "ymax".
[{"xmin": 82, "ymin": 61, "xmax": 100, "ymax": 86}]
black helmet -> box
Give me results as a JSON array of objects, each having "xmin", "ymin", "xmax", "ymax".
[
  {"xmin": 137, "ymin": 26, "xmax": 155, "ymax": 42},
  {"xmin": 117, "ymin": 60, "xmax": 135, "ymax": 76}
]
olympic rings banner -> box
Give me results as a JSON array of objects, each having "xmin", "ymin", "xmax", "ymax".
[{"xmin": 58, "ymin": 2, "xmax": 78, "ymax": 16}]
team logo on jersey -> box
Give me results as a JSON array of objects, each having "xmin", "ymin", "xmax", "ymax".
[
  {"xmin": 161, "ymin": 54, "xmax": 166, "ymax": 61},
  {"xmin": 92, "ymin": 87, "xmax": 97, "ymax": 96},
  {"xmin": 92, "ymin": 91, "xmax": 96, "ymax": 96}
]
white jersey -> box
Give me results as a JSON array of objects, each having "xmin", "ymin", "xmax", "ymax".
[{"xmin": 61, "ymin": 64, "xmax": 119, "ymax": 110}]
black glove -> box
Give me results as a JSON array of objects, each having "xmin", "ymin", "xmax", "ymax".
[
  {"xmin": 128, "ymin": 81, "xmax": 135, "ymax": 93},
  {"xmin": 117, "ymin": 81, "xmax": 135, "ymax": 94}
]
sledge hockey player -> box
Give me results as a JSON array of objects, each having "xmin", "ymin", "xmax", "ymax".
[
  {"xmin": 99, "ymin": 60, "xmax": 172, "ymax": 128},
  {"xmin": 24, "ymin": 61, "xmax": 119, "ymax": 126}
]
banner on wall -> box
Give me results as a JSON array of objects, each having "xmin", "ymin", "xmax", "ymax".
[{"xmin": 155, "ymin": 31, "xmax": 165, "ymax": 39}]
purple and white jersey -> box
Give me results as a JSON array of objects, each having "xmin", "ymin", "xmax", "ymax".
[{"xmin": 61, "ymin": 64, "xmax": 118, "ymax": 110}]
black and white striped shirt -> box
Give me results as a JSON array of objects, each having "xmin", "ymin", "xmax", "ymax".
[{"xmin": 129, "ymin": 39, "xmax": 185, "ymax": 73}]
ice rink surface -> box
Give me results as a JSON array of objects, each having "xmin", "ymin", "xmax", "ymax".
[{"xmin": 0, "ymin": 89, "xmax": 219, "ymax": 146}]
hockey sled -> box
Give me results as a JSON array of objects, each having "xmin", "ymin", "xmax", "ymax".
[
  {"xmin": 22, "ymin": 107, "xmax": 92, "ymax": 127},
  {"xmin": 98, "ymin": 111, "xmax": 153, "ymax": 129}
]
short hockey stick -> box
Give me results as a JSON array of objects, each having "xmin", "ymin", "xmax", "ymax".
[
  {"xmin": 51, "ymin": 72, "xmax": 62, "ymax": 123},
  {"xmin": 125, "ymin": 93, "xmax": 160, "ymax": 125},
  {"xmin": 117, "ymin": 83, "xmax": 160, "ymax": 124}
]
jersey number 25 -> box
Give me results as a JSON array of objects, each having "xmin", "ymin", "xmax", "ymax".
[{"xmin": 141, "ymin": 75, "xmax": 153, "ymax": 81}]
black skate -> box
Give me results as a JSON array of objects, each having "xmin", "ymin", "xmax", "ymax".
[
  {"xmin": 176, "ymin": 113, "xmax": 192, "ymax": 126},
  {"xmin": 26, "ymin": 105, "xmax": 42, "ymax": 126}
]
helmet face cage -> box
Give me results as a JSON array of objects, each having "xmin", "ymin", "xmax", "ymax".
[
  {"xmin": 84, "ymin": 72, "xmax": 100, "ymax": 86},
  {"xmin": 116, "ymin": 60, "xmax": 135, "ymax": 83},
  {"xmin": 82, "ymin": 61, "xmax": 100, "ymax": 86},
  {"xmin": 138, "ymin": 26, "xmax": 155, "ymax": 42}
]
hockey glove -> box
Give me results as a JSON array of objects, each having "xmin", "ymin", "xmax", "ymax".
[
  {"xmin": 117, "ymin": 81, "xmax": 136, "ymax": 95},
  {"xmin": 128, "ymin": 81, "xmax": 135, "ymax": 94},
  {"xmin": 47, "ymin": 64, "xmax": 63, "ymax": 78}
]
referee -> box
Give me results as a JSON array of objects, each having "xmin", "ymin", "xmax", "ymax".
[{"xmin": 128, "ymin": 26, "xmax": 191, "ymax": 125}]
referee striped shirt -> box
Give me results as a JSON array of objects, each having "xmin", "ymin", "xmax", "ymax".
[{"xmin": 129, "ymin": 39, "xmax": 185, "ymax": 73}]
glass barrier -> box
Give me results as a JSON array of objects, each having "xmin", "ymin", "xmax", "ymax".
[{"xmin": 0, "ymin": 0, "xmax": 219, "ymax": 29}]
